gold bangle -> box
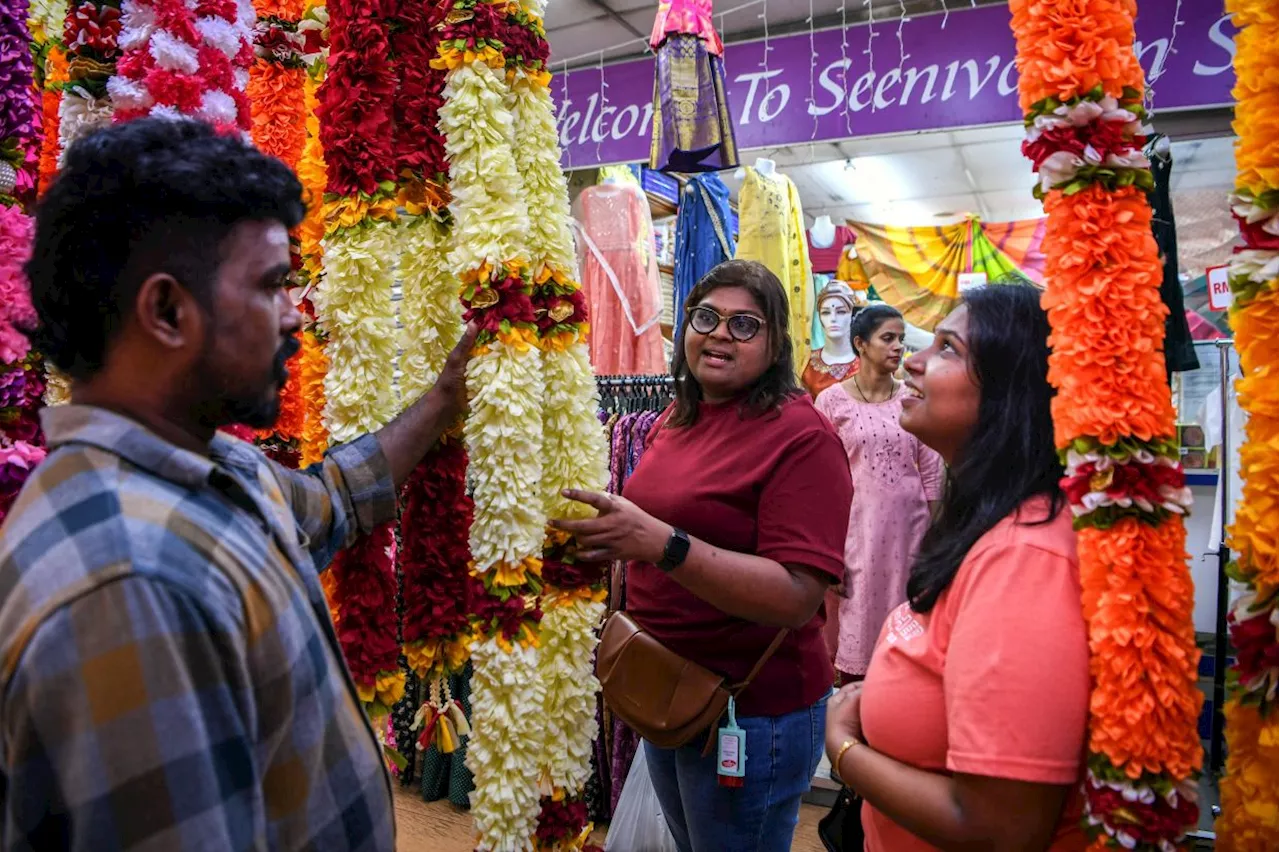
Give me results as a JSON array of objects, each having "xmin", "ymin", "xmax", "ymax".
[{"xmin": 834, "ymin": 738, "xmax": 861, "ymax": 785}]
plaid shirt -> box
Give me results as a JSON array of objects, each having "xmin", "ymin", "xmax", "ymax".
[{"xmin": 0, "ymin": 405, "xmax": 398, "ymax": 852}]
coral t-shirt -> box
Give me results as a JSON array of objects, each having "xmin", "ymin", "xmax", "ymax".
[
  {"xmin": 859, "ymin": 500, "xmax": 1090, "ymax": 851},
  {"xmin": 623, "ymin": 394, "xmax": 853, "ymax": 717}
]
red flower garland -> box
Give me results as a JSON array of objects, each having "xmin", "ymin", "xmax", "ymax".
[
  {"xmin": 399, "ymin": 438, "xmax": 476, "ymax": 677},
  {"xmin": 327, "ymin": 521, "xmax": 404, "ymax": 710},
  {"xmin": 315, "ymin": 0, "xmax": 394, "ymax": 196},
  {"xmin": 109, "ymin": 0, "xmax": 254, "ymax": 131}
]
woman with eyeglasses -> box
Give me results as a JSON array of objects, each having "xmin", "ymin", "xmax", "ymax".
[
  {"xmin": 557, "ymin": 260, "xmax": 853, "ymax": 852},
  {"xmin": 815, "ymin": 304, "xmax": 944, "ymax": 686}
]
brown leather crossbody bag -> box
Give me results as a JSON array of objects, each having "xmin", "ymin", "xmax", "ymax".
[{"xmin": 595, "ymin": 610, "xmax": 787, "ymax": 756}]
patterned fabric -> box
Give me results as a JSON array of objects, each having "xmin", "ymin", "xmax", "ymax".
[
  {"xmin": 673, "ymin": 173, "xmax": 734, "ymax": 335},
  {"xmin": 648, "ymin": 0, "xmax": 722, "ymax": 55},
  {"xmin": 735, "ymin": 167, "xmax": 812, "ymax": 376},
  {"xmin": 573, "ymin": 184, "xmax": 666, "ymax": 376},
  {"xmin": 848, "ymin": 217, "xmax": 1047, "ymax": 331},
  {"xmin": 0, "ymin": 405, "xmax": 397, "ymax": 852},
  {"xmin": 649, "ymin": 35, "xmax": 739, "ymax": 174}
]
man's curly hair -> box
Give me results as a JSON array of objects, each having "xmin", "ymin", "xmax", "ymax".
[{"xmin": 26, "ymin": 118, "xmax": 305, "ymax": 379}]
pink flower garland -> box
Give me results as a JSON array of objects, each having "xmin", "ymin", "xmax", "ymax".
[
  {"xmin": 108, "ymin": 0, "xmax": 255, "ymax": 131},
  {"xmin": 0, "ymin": 204, "xmax": 35, "ymax": 365}
]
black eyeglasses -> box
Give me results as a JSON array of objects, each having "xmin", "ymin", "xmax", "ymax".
[{"xmin": 688, "ymin": 306, "xmax": 764, "ymax": 342}]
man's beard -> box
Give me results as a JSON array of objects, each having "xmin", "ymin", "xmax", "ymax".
[{"xmin": 216, "ymin": 335, "xmax": 300, "ymax": 430}]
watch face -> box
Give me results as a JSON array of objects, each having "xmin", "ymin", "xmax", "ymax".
[{"xmin": 662, "ymin": 529, "xmax": 690, "ymax": 571}]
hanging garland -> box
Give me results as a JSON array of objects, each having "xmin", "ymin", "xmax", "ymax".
[
  {"xmin": 312, "ymin": 0, "xmax": 402, "ymax": 720},
  {"xmin": 500, "ymin": 1, "xmax": 607, "ymax": 846},
  {"xmin": 0, "ymin": 0, "xmax": 45, "ymax": 527},
  {"xmin": 247, "ymin": 0, "xmax": 305, "ymax": 167},
  {"xmin": 1216, "ymin": 0, "xmax": 1279, "ymax": 845},
  {"xmin": 435, "ymin": 3, "xmax": 551, "ymax": 846},
  {"xmin": 392, "ymin": 0, "xmax": 477, "ymax": 758},
  {"xmin": 108, "ymin": 0, "xmax": 255, "ymax": 130},
  {"xmin": 1009, "ymin": 1, "xmax": 1202, "ymax": 848},
  {"xmin": 35, "ymin": 44, "xmax": 65, "ymax": 194},
  {"xmin": 57, "ymin": 0, "xmax": 117, "ymax": 160}
]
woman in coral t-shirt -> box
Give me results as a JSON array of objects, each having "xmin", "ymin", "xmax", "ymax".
[{"xmin": 824, "ymin": 284, "xmax": 1090, "ymax": 851}]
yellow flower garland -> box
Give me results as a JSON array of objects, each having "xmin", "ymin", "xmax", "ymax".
[
  {"xmin": 315, "ymin": 217, "xmax": 400, "ymax": 443},
  {"xmin": 1217, "ymin": 0, "xmax": 1279, "ymax": 845},
  {"xmin": 440, "ymin": 47, "xmax": 547, "ymax": 851},
  {"xmin": 398, "ymin": 216, "xmax": 459, "ymax": 399}
]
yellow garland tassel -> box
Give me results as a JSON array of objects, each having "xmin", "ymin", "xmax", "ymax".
[{"xmin": 1216, "ymin": 0, "xmax": 1279, "ymax": 846}]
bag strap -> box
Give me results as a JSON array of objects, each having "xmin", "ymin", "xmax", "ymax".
[{"xmin": 728, "ymin": 629, "xmax": 788, "ymax": 695}]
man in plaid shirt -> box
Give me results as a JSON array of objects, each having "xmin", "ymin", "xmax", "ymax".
[{"xmin": 0, "ymin": 120, "xmax": 477, "ymax": 850}]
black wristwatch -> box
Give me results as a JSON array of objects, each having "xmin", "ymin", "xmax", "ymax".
[{"xmin": 658, "ymin": 528, "xmax": 691, "ymax": 573}]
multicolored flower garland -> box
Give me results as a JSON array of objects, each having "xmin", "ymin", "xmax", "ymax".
[
  {"xmin": 392, "ymin": 0, "xmax": 477, "ymax": 759},
  {"xmin": 0, "ymin": 0, "xmax": 44, "ymax": 528},
  {"xmin": 499, "ymin": 2, "xmax": 607, "ymax": 845},
  {"xmin": 107, "ymin": 0, "xmax": 255, "ymax": 130},
  {"xmin": 1217, "ymin": 0, "xmax": 1279, "ymax": 845},
  {"xmin": 312, "ymin": 0, "xmax": 401, "ymax": 719},
  {"xmin": 2, "ymin": 0, "xmax": 42, "ymax": 202},
  {"xmin": 436, "ymin": 4, "xmax": 553, "ymax": 845},
  {"xmin": 1009, "ymin": 1, "xmax": 1203, "ymax": 848},
  {"xmin": 57, "ymin": 0, "xmax": 117, "ymax": 159}
]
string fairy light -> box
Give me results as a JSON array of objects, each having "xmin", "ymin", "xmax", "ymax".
[
  {"xmin": 863, "ymin": 0, "xmax": 877, "ymax": 112},
  {"xmin": 895, "ymin": 0, "xmax": 909, "ymax": 77},
  {"xmin": 840, "ymin": 0, "xmax": 850, "ymax": 137},
  {"xmin": 808, "ymin": 0, "xmax": 818, "ymax": 143},
  {"xmin": 595, "ymin": 50, "xmax": 609, "ymax": 165},
  {"xmin": 560, "ymin": 56, "xmax": 573, "ymax": 169},
  {"xmin": 1145, "ymin": 0, "xmax": 1184, "ymax": 112}
]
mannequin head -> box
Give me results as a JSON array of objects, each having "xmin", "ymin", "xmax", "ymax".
[{"xmin": 817, "ymin": 281, "xmax": 856, "ymax": 344}]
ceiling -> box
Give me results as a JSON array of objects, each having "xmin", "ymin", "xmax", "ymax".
[
  {"xmin": 543, "ymin": 0, "xmax": 1006, "ymax": 69},
  {"xmin": 547, "ymin": 0, "xmax": 1241, "ymax": 276},
  {"xmin": 715, "ymin": 127, "xmax": 1239, "ymax": 228}
]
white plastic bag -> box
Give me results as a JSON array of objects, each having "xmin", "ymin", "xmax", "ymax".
[{"xmin": 604, "ymin": 746, "xmax": 680, "ymax": 852}]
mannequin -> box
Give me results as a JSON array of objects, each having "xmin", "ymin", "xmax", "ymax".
[
  {"xmin": 735, "ymin": 156, "xmax": 777, "ymax": 181},
  {"xmin": 801, "ymin": 280, "xmax": 860, "ymax": 398},
  {"xmin": 810, "ymin": 214, "xmax": 836, "ymax": 249}
]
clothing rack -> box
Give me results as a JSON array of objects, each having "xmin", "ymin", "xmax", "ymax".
[{"xmin": 595, "ymin": 374, "xmax": 675, "ymax": 414}]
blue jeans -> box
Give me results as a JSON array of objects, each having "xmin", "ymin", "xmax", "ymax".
[{"xmin": 644, "ymin": 694, "xmax": 829, "ymax": 852}]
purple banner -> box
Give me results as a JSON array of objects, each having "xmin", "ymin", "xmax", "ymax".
[{"xmin": 554, "ymin": 0, "xmax": 1236, "ymax": 168}]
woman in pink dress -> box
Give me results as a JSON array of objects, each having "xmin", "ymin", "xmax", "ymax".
[{"xmin": 815, "ymin": 304, "xmax": 943, "ymax": 682}]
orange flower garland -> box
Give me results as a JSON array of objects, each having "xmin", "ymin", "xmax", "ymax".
[
  {"xmin": 1216, "ymin": 0, "xmax": 1279, "ymax": 845},
  {"xmin": 36, "ymin": 45, "xmax": 65, "ymax": 195},
  {"xmin": 297, "ymin": 327, "xmax": 329, "ymax": 467},
  {"xmin": 1010, "ymin": 0, "xmax": 1203, "ymax": 848}
]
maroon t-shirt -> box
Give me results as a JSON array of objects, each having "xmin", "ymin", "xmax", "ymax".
[{"xmin": 623, "ymin": 394, "xmax": 853, "ymax": 717}]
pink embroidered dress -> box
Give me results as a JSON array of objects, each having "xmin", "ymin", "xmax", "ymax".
[
  {"xmin": 815, "ymin": 383, "xmax": 944, "ymax": 677},
  {"xmin": 573, "ymin": 183, "xmax": 666, "ymax": 375}
]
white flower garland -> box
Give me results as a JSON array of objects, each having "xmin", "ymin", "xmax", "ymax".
[
  {"xmin": 398, "ymin": 216, "xmax": 459, "ymax": 401},
  {"xmin": 56, "ymin": 88, "xmax": 112, "ymax": 165},
  {"xmin": 466, "ymin": 636, "xmax": 548, "ymax": 852},
  {"xmin": 464, "ymin": 343, "xmax": 545, "ymax": 570},
  {"xmin": 509, "ymin": 76, "xmax": 575, "ymax": 281},
  {"xmin": 535, "ymin": 597, "xmax": 605, "ymax": 793},
  {"xmin": 540, "ymin": 342, "xmax": 607, "ymax": 519},
  {"xmin": 314, "ymin": 220, "xmax": 400, "ymax": 441},
  {"xmin": 27, "ymin": 0, "xmax": 65, "ymax": 43},
  {"xmin": 440, "ymin": 60, "xmax": 530, "ymax": 277}
]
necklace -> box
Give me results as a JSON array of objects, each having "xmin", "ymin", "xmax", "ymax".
[{"xmin": 853, "ymin": 373, "xmax": 898, "ymax": 404}]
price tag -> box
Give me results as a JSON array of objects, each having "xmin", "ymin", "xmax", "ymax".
[{"xmin": 1206, "ymin": 265, "xmax": 1232, "ymax": 312}]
